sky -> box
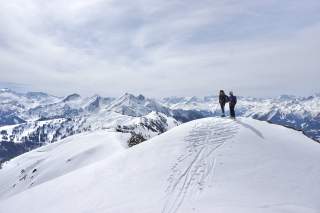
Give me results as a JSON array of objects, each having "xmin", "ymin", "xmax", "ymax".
[{"xmin": 0, "ymin": 0, "xmax": 319, "ymax": 98}]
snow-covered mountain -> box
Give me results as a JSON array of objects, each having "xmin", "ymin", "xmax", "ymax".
[
  {"xmin": 161, "ymin": 95, "xmax": 320, "ymax": 142},
  {"xmin": 1, "ymin": 89, "xmax": 319, "ymax": 166},
  {"xmin": 0, "ymin": 88, "xmax": 60, "ymax": 119},
  {"xmin": 0, "ymin": 117, "xmax": 319, "ymax": 213},
  {"xmin": 0, "ymin": 90, "xmax": 181, "ymax": 165},
  {"xmin": 106, "ymin": 93, "xmax": 170, "ymax": 117}
]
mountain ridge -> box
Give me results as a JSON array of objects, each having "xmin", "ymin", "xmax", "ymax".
[
  {"xmin": 0, "ymin": 117, "xmax": 319, "ymax": 213},
  {"xmin": 0, "ymin": 89, "xmax": 319, "ymax": 166}
]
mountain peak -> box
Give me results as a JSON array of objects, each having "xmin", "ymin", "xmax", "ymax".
[
  {"xmin": 121, "ymin": 92, "xmax": 136, "ymax": 100},
  {"xmin": 106, "ymin": 93, "xmax": 169, "ymax": 117},
  {"xmin": 84, "ymin": 95, "xmax": 102, "ymax": 112},
  {"xmin": 63, "ymin": 93, "xmax": 81, "ymax": 102},
  {"xmin": 25, "ymin": 91, "xmax": 50, "ymax": 99},
  {"xmin": 117, "ymin": 93, "xmax": 147, "ymax": 104}
]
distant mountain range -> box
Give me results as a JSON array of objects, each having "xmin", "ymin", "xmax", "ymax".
[
  {"xmin": 0, "ymin": 88, "xmax": 319, "ymax": 165},
  {"xmin": 161, "ymin": 94, "xmax": 320, "ymax": 142}
]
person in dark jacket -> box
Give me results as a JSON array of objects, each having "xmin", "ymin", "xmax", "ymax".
[
  {"xmin": 219, "ymin": 90, "xmax": 229, "ymax": 117},
  {"xmin": 229, "ymin": 91, "xmax": 237, "ymax": 118}
]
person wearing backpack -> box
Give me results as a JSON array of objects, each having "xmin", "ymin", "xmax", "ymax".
[
  {"xmin": 229, "ymin": 91, "xmax": 237, "ymax": 118},
  {"xmin": 219, "ymin": 90, "xmax": 229, "ymax": 117}
]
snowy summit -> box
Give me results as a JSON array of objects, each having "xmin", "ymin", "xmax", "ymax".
[
  {"xmin": 0, "ymin": 0, "xmax": 319, "ymax": 212},
  {"xmin": 0, "ymin": 117, "xmax": 319, "ymax": 213}
]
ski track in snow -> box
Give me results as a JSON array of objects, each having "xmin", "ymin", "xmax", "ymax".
[{"xmin": 162, "ymin": 119, "xmax": 239, "ymax": 213}]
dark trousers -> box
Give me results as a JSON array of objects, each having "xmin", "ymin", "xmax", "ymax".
[
  {"xmin": 220, "ymin": 103, "xmax": 225, "ymax": 115},
  {"xmin": 229, "ymin": 104, "xmax": 235, "ymax": 118}
]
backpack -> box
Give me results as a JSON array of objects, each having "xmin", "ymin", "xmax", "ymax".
[{"xmin": 225, "ymin": 95, "xmax": 230, "ymax": 103}]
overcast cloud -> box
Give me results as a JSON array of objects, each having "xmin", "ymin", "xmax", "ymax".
[{"xmin": 0, "ymin": 0, "xmax": 319, "ymax": 97}]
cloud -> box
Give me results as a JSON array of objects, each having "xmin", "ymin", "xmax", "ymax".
[{"xmin": 0, "ymin": 0, "xmax": 319, "ymax": 97}]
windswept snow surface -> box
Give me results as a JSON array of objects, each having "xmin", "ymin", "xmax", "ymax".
[
  {"xmin": 0, "ymin": 118, "xmax": 320, "ymax": 213},
  {"xmin": 0, "ymin": 130, "xmax": 130, "ymax": 199}
]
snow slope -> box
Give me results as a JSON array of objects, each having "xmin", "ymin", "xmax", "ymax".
[
  {"xmin": 162, "ymin": 95, "xmax": 320, "ymax": 142},
  {"xmin": 0, "ymin": 117, "xmax": 319, "ymax": 213},
  {"xmin": 0, "ymin": 130, "xmax": 130, "ymax": 199}
]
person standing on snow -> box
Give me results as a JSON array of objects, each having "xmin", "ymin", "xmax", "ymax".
[
  {"xmin": 219, "ymin": 90, "xmax": 229, "ymax": 117},
  {"xmin": 229, "ymin": 91, "xmax": 237, "ymax": 118}
]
